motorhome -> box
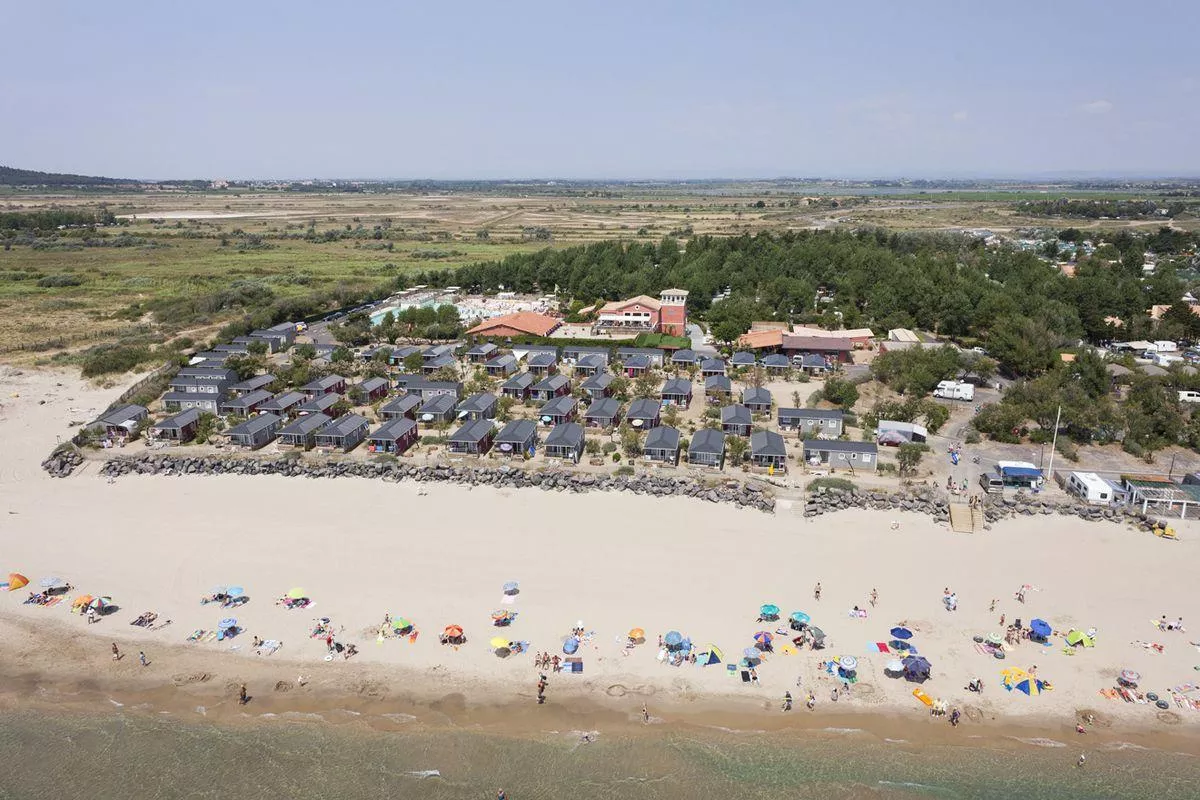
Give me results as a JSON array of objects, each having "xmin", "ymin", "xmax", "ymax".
[{"xmin": 933, "ymin": 380, "xmax": 975, "ymax": 401}]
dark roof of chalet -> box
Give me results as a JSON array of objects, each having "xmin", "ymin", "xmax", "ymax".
[
  {"xmin": 228, "ymin": 413, "xmax": 281, "ymax": 436},
  {"xmin": 750, "ymin": 429, "xmax": 787, "ymax": 457},
  {"xmin": 419, "ymin": 394, "xmax": 458, "ymax": 414},
  {"xmin": 576, "ymin": 353, "xmax": 607, "ymax": 368},
  {"xmin": 279, "ymin": 413, "xmax": 331, "ymax": 436},
  {"xmin": 153, "ymin": 408, "xmax": 201, "ymax": 429},
  {"xmin": 258, "ymin": 391, "xmax": 307, "ymax": 411},
  {"xmin": 212, "ymin": 342, "xmax": 248, "ymax": 353},
  {"xmin": 689, "ymin": 427, "xmax": 726, "ymax": 454},
  {"xmin": 762, "ymin": 354, "xmax": 791, "ymax": 367},
  {"xmin": 380, "ymin": 394, "xmax": 422, "ymax": 414},
  {"xmin": 527, "ymin": 351, "xmax": 558, "ymax": 367},
  {"xmin": 539, "ymin": 395, "xmax": 577, "ymax": 417},
  {"xmin": 396, "ymin": 376, "xmax": 460, "ymax": 393},
  {"xmin": 485, "ymin": 354, "xmax": 518, "ymax": 368},
  {"xmin": 251, "ymin": 327, "xmax": 288, "ymax": 339},
  {"xmin": 700, "ymin": 358, "xmax": 726, "ymax": 371},
  {"xmin": 803, "ymin": 439, "xmax": 878, "ymax": 454},
  {"xmin": 581, "ymin": 372, "xmax": 614, "ymax": 390},
  {"xmin": 622, "ymin": 354, "xmax": 651, "ymax": 368},
  {"xmin": 450, "ymin": 418, "xmax": 495, "ymax": 444},
  {"xmin": 521, "ymin": 345, "xmax": 559, "ymax": 356},
  {"xmin": 169, "ymin": 376, "xmax": 219, "ymax": 390},
  {"xmin": 626, "ymin": 398, "xmax": 660, "ymax": 419},
  {"xmin": 533, "ymin": 374, "xmax": 570, "ymax": 392},
  {"xmin": 162, "ymin": 392, "xmax": 218, "ymax": 406},
  {"xmin": 177, "ymin": 366, "xmax": 235, "ymax": 380},
  {"xmin": 721, "ymin": 404, "xmax": 753, "ymax": 425},
  {"xmin": 502, "ymin": 372, "xmax": 535, "ymax": 390},
  {"xmin": 617, "ymin": 346, "xmax": 664, "ymax": 359},
  {"xmin": 423, "ymin": 344, "xmax": 454, "ymax": 358},
  {"xmin": 544, "ymin": 422, "xmax": 584, "ymax": 447},
  {"xmin": 302, "ymin": 375, "xmax": 346, "ymax": 392},
  {"xmin": 311, "ymin": 343, "xmax": 336, "ymax": 354},
  {"xmin": 390, "ymin": 345, "xmax": 423, "ymax": 358},
  {"xmin": 645, "ymin": 425, "xmax": 680, "ymax": 451},
  {"xmin": 565, "ymin": 346, "xmax": 609, "ymax": 357},
  {"xmin": 661, "ymin": 377, "xmax": 692, "ymax": 396},
  {"xmin": 318, "ymin": 413, "xmax": 369, "ymax": 438},
  {"xmin": 223, "ymin": 389, "xmax": 274, "ymax": 408},
  {"xmin": 496, "ymin": 419, "xmax": 537, "ymax": 443},
  {"xmin": 743, "ymin": 387, "xmax": 772, "ymax": 405},
  {"xmin": 358, "ymin": 377, "xmax": 389, "ymax": 395},
  {"xmin": 780, "ymin": 407, "xmax": 843, "ymax": 420},
  {"xmin": 584, "ymin": 397, "xmax": 621, "ymax": 421},
  {"xmin": 457, "ymin": 392, "xmax": 497, "ymax": 413},
  {"xmin": 193, "ymin": 351, "xmax": 231, "ymax": 363},
  {"xmin": 671, "ymin": 348, "xmax": 697, "ymax": 362},
  {"xmin": 730, "ymin": 351, "xmax": 757, "ymax": 365},
  {"xmin": 466, "ymin": 342, "xmax": 498, "ymax": 356},
  {"xmin": 784, "ymin": 334, "xmax": 852, "ymax": 351},
  {"xmin": 799, "ymin": 353, "xmax": 828, "ymax": 368},
  {"xmin": 370, "ymin": 417, "xmax": 417, "ymax": 441},
  {"xmin": 705, "ymin": 374, "xmax": 732, "ymax": 391},
  {"xmin": 424, "ymin": 354, "xmax": 457, "ymax": 369},
  {"xmin": 229, "ymin": 374, "xmax": 276, "ymax": 392},
  {"xmin": 295, "ymin": 393, "xmax": 341, "ymax": 413},
  {"xmin": 268, "ymin": 321, "xmax": 297, "ymax": 333}
]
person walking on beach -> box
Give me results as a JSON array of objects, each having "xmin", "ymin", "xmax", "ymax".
[
  {"xmin": 1076, "ymin": 753, "xmax": 1086, "ymax": 768},
  {"xmin": 87, "ymin": 606, "xmax": 96, "ymax": 625},
  {"xmin": 536, "ymin": 674, "xmax": 547, "ymax": 704},
  {"xmin": 806, "ymin": 692, "xmax": 815, "ymax": 710},
  {"xmin": 642, "ymin": 704, "xmax": 650, "ymax": 723},
  {"xmin": 989, "ymin": 598, "xmax": 997, "ymax": 613},
  {"xmin": 138, "ymin": 651, "xmax": 148, "ymax": 667},
  {"xmin": 497, "ymin": 789, "xmax": 507, "ymax": 800},
  {"xmin": 111, "ymin": 642, "xmax": 120, "ymax": 661},
  {"xmin": 782, "ymin": 692, "xmax": 793, "ymax": 712},
  {"xmin": 239, "ymin": 684, "xmax": 248, "ymax": 705},
  {"xmin": 813, "ymin": 582, "xmax": 821, "ymax": 601},
  {"xmin": 870, "ymin": 588, "xmax": 878, "ymax": 607},
  {"xmin": 949, "ymin": 708, "xmax": 960, "ymax": 727}
]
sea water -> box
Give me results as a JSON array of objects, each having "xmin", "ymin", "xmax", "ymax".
[{"xmin": 0, "ymin": 709, "xmax": 1195, "ymax": 799}]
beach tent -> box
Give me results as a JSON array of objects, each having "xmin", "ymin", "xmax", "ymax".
[
  {"xmin": 392, "ymin": 617, "xmax": 414, "ymax": 634},
  {"xmin": 286, "ymin": 588, "xmax": 306, "ymax": 600},
  {"xmin": 902, "ymin": 655, "xmax": 931, "ymax": 683},
  {"xmin": 760, "ymin": 604, "xmax": 780, "ymax": 620},
  {"xmin": 6, "ymin": 573, "xmax": 28, "ymax": 591},
  {"xmin": 889, "ymin": 626, "xmax": 913, "ymax": 640},
  {"xmin": 1029, "ymin": 619, "xmax": 1052, "ymax": 640},
  {"xmin": 702, "ymin": 645, "xmax": 724, "ymax": 666},
  {"xmin": 1065, "ymin": 630, "xmax": 1095, "ymax": 648}
]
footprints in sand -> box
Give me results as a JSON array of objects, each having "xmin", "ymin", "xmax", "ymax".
[{"xmin": 171, "ymin": 672, "xmax": 212, "ymax": 686}]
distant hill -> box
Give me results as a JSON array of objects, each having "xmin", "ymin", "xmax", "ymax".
[{"xmin": 0, "ymin": 165, "xmax": 136, "ymax": 187}]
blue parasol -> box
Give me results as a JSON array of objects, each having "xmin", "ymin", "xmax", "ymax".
[
  {"xmin": 760, "ymin": 603, "xmax": 780, "ymax": 618},
  {"xmin": 1029, "ymin": 619, "xmax": 1051, "ymax": 639},
  {"xmin": 502, "ymin": 581, "xmax": 519, "ymax": 595},
  {"xmin": 664, "ymin": 630, "xmax": 683, "ymax": 648},
  {"xmin": 563, "ymin": 637, "xmax": 579, "ymax": 655},
  {"xmin": 226, "ymin": 586, "xmax": 245, "ymax": 598},
  {"xmin": 889, "ymin": 626, "xmax": 913, "ymax": 640},
  {"xmin": 218, "ymin": 617, "xmax": 238, "ymax": 630},
  {"xmin": 743, "ymin": 647, "xmax": 762, "ymax": 662},
  {"xmin": 790, "ymin": 611, "xmax": 811, "ymax": 625}
]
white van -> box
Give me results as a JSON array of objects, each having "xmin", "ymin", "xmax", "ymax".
[{"xmin": 1179, "ymin": 390, "xmax": 1200, "ymax": 404}]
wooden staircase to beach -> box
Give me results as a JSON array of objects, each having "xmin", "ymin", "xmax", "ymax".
[
  {"xmin": 949, "ymin": 502, "xmax": 976, "ymax": 533},
  {"xmin": 971, "ymin": 505, "xmax": 985, "ymax": 531}
]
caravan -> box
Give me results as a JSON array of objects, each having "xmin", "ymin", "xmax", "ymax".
[{"xmin": 933, "ymin": 380, "xmax": 975, "ymax": 401}]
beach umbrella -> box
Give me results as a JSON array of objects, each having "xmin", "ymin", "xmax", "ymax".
[
  {"xmin": 885, "ymin": 658, "xmax": 904, "ymax": 674},
  {"xmin": 502, "ymin": 581, "xmax": 520, "ymax": 595},
  {"xmin": 7, "ymin": 573, "xmax": 28, "ymax": 591},
  {"xmin": 742, "ymin": 647, "xmax": 762, "ymax": 663},
  {"xmin": 489, "ymin": 636, "xmax": 510, "ymax": 650},
  {"xmin": 1120, "ymin": 669, "xmax": 1141, "ymax": 684},
  {"xmin": 628, "ymin": 627, "xmax": 645, "ymax": 641},
  {"xmin": 39, "ymin": 576, "xmax": 66, "ymax": 589},
  {"xmin": 89, "ymin": 596, "xmax": 112, "ymax": 612},
  {"xmin": 889, "ymin": 626, "xmax": 913, "ymax": 640},
  {"xmin": 760, "ymin": 604, "xmax": 780, "ymax": 619},
  {"xmin": 889, "ymin": 640, "xmax": 917, "ymax": 653},
  {"xmin": 218, "ymin": 617, "xmax": 238, "ymax": 631},
  {"xmin": 838, "ymin": 655, "xmax": 858, "ymax": 671},
  {"xmin": 1015, "ymin": 678, "xmax": 1043, "ymax": 696},
  {"xmin": 226, "ymin": 586, "xmax": 245, "ymax": 598},
  {"xmin": 753, "ymin": 631, "xmax": 773, "ymax": 646},
  {"xmin": 902, "ymin": 655, "xmax": 931, "ymax": 683},
  {"xmin": 443, "ymin": 624, "xmax": 464, "ymax": 639},
  {"xmin": 789, "ymin": 611, "xmax": 811, "ymax": 625},
  {"xmin": 1029, "ymin": 619, "xmax": 1052, "ymax": 639},
  {"xmin": 392, "ymin": 617, "xmax": 413, "ymax": 632},
  {"xmin": 664, "ymin": 631, "xmax": 683, "ymax": 648},
  {"xmin": 563, "ymin": 637, "xmax": 579, "ymax": 655},
  {"xmin": 985, "ymin": 633, "xmax": 1004, "ymax": 646},
  {"xmin": 72, "ymin": 594, "xmax": 94, "ymax": 610},
  {"xmin": 286, "ymin": 588, "xmax": 306, "ymax": 600}
]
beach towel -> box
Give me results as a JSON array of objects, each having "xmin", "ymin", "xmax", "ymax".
[
  {"xmin": 912, "ymin": 688, "xmax": 933, "ymax": 706},
  {"xmin": 867, "ymin": 642, "xmax": 890, "ymax": 653},
  {"xmin": 1132, "ymin": 640, "xmax": 1165, "ymax": 653},
  {"xmin": 187, "ymin": 630, "xmax": 205, "ymax": 642}
]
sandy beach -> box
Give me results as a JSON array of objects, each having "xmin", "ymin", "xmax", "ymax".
[{"xmin": 2, "ymin": 366, "xmax": 1199, "ymax": 750}]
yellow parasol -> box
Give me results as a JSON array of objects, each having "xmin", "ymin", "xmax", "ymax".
[
  {"xmin": 489, "ymin": 636, "xmax": 511, "ymax": 650},
  {"xmin": 628, "ymin": 627, "xmax": 645, "ymax": 641}
]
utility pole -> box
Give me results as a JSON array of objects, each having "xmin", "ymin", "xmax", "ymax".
[{"xmin": 1045, "ymin": 405, "xmax": 1063, "ymax": 481}]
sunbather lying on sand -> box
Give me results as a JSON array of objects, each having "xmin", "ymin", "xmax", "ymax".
[{"xmin": 130, "ymin": 611, "xmax": 158, "ymax": 627}]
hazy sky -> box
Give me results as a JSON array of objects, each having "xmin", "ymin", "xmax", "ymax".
[{"xmin": 4, "ymin": 1, "xmax": 1198, "ymax": 179}]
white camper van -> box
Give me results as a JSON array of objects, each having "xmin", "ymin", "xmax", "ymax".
[{"xmin": 933, "ymin": 380, "xmax": 975, "ymax": 401}]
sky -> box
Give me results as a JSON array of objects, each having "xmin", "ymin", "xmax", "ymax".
[{"xmin": 3, "ymin": 1, "xmax": 1198, "ymax": 180}]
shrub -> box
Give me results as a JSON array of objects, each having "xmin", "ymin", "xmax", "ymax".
[
  {"xmin": 807, "ymin": 476, "xmax": 857, "ymax": 492},
  {"xmin": 37, "ymin": 273, "xmax": 84, "ymax": 288},
  {"xmin": 614, "ymin": 465, "xmax": 635, "ymax": 476},
  {"xmin": 964, "ymin": 428, "xmax": 981, "ymax": 444},
  {"xmin": 80, "ymin": 344, "xmax": 157, "ymax": 377}
]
